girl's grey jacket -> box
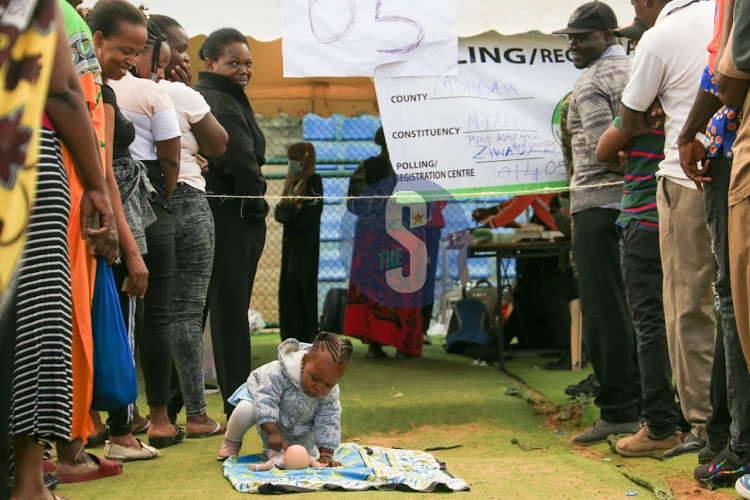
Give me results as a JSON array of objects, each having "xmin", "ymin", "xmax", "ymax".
[{"xmin": 249, "ymin": 339, "xmax": 341, "ymax": 455}]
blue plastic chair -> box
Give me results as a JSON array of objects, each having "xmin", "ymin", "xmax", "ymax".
[
  {"xmin": 344, "ymin": 142, "xmax": 381, "ymax": 162},
  {"xmin": 316, "ymin": 164, "xmax": 339, "ymax": 171},
  {"xmin": 318, "ymin": 257, "xmax": 348, "ymax": 282},
  {"xmin": 303, "ymin": 114, "xmax": 336, "ymax": 140},
  {"xmin": 445, "ymin": 298, "xmax": 490, "ymax": 353},
  {"xmin": 322, "ymin": 178, "xmax": 345, "ymax": 205},
  {"xmin": 313, "ymin": 142, "xmax": 342, "ymax": 162},
  {"xmin": 341, "ymin": 117, "xmax": 374, "ymax": 140}
]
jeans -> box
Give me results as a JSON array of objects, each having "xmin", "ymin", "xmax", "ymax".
[
  {"xmin": 618, "ymin": 221, "xmax": 678, "ymax": 439},
  {"xmin": 573, "ymin": 208, "xmax": 640, "ymax": 423},
  {"xmin": 207, "ymin": 199, "xmax": 266, "ymax": 417},
  {"xmin": 169, "ymin": 184, "xmax": 214, "ymax": 417},
  {"xmin": 139, "ymin": 197, "xmax": 175, "ymax": 407},
  {"xmin": 703, "ymin": 154, "xmax": 750, "ymax": 453}
]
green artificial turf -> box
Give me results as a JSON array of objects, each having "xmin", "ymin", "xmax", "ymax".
[{"xmin": 55, "ymin": 334, "xmax": 738, "ymax": 499}]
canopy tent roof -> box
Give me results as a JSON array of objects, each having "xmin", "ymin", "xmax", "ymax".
[{"xmin": 83, "ymin": 0, "xmax": 636, "ymax": 41}]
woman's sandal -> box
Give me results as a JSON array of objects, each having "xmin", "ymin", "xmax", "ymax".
[
  {"xmin": 186, "ymin": 420, "xmax": 225, "ymax": 439},
  {"xmin": 86, "ymin": 426, "xmax": 110, "ymax": 448},
  {"xmin": 56, "ymin": 453, "xmax": 123, "ymax": 483},
  {"xmin": 148, "ymin": 425, "xmax": 186, "ymax": 449}
]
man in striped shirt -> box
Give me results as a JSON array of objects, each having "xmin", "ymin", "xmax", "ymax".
[{"xmin": 598, "ymin": 96, "xmax": 680, "ymax": 457}]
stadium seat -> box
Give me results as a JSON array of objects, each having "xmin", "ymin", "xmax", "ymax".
[
  {"xmin": 318, "ymin": 257, "xmax": 349, "ymax": 282},
  {"xmin": 322, "ymin": 178, "xmax": 346, "ymax": 205},
  {"xmin": 312, "ymin": 141, "xmax": 342, "ymax": 162},
  {"xmin": 344, "ymin": 142, "xmax": 381, "ymax": 162},
  {"xmin": 316, "ymin": 163, "xmax": 339, "ymax": 171},
  {"xmin": 341, "ymin": 117, "xmax": 375, "ymax": 140},
  {"xmin": 302, "ymin": 114, "xmax": 336, "ymax": 140}
]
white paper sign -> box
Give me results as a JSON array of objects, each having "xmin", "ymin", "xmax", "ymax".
[
  {"xmin": 375, "ymin": 33, "xmax": 583, "ymax": 198},
  {"xmin": 281, "ymin": 0, "xmax": 457, "ymax": 77}
]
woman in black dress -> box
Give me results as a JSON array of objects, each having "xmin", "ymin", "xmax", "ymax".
[{"xmin": 278, "ymin": 142, "xmax": 323, "ymax": 342}]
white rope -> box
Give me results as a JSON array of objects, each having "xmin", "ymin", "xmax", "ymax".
[{"xmin": 204, "ymin": 180, "xmax": 624, "ymax": 201}]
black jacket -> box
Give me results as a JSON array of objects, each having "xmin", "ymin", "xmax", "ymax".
[{"xmin": 195, "ymin": 71, "xmax": 268, "ymax": 219}]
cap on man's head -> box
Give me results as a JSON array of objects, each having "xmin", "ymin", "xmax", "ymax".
[
  {"xmin": 613, "ymin": 18, "xmax": 648, "ymax": 41},
  {"xmin": 552, "ymin": 1, "xmax": 618, "ymax": 35}
]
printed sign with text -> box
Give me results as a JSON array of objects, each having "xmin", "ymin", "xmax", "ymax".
[{"xmin": 375, "ymin": 32, "xmax": 582, "ymax": 198}]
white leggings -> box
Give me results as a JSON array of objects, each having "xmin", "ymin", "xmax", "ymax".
[{"xmin": 226, "ymin": 400, "xmax": 255, "ymax": 442}]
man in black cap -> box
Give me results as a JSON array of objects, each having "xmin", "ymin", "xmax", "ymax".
[{"xmin": 553, "ymin": 1, "xmax": 642, "ymax": 446}]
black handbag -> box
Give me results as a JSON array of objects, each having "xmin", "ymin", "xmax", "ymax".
[{"xmin": 274, "ymin": 202, "xmax": 295, "ymax": 224}]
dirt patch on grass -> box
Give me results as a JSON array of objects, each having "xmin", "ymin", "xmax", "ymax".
[
  {"xmin": 667, "ymin": 477, "xmax": 736, "ymax": 499},
  {"xmin": 353, "ymin": 423, "xmax": 493, "ymax": 449},
  {"xmin": 570, "ymin": 445, "xmax": 606, "ymax": 460}
]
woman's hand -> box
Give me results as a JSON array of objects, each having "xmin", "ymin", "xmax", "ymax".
[
  {"xmin": 124, "ymin": 250, "xmax": 149, "ymax": 298},
  {"xmin": 196, "ymin": 153, "xmax": 209, "ymax": 174},
  {"xmin": 169, "ymin": 61, "xmax": 193, "ymax": 86},
  {"xmin": 81, "ymin": 187, "xmax": 119, "ymax": 264}
]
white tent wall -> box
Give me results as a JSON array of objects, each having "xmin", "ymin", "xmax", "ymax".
[{"xmin": 82, "ymin": 0, "xmax": 636, "ymax": 41}]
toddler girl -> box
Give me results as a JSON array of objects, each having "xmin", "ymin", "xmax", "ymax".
[{"xmin": 217, "ymin": 332, "xmax": 352, "ymax": 467}]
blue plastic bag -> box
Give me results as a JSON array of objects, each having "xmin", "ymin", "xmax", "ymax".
[{"xmin": 91, "ymin": 258, "xmax": 138, "ymax": 411}]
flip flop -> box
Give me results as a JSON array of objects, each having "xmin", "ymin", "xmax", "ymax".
[
  {"xmin": 131, "ymin": 417, "xmax": 150, "ymax": 435},
  {"xmin": 44, "ymin": 472, "xmax": 58, "ymax": 491},
  {"xmin": 86, "ymin": 427, "xmax": 110, "ymax": 447},
  {"xmin": 56, "ymin": 453, "xmax": 123, "ymax": 484},
  {"xmin": 186, "ymin": 421, "xmax": 225, "ymax": 439},
  {"xmin": 148, "ymin": 425, "xmax": 186, "ymax": 449}
]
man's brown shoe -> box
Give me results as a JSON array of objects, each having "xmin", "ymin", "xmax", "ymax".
[{"xmin": 615, "ymin": 426, "xmax": 681, "ymax": 458}]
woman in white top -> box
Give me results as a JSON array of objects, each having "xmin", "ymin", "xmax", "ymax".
[
  {"xmin": 147, "ymin": 14, "xmax": 229, "ymax": 438},
  {"xmin": 106, "ymin": 11, "xmax": 184, "ymax": 449}
]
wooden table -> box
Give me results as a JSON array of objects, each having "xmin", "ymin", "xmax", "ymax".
[{"xmin": 469, "ymin": 237, "xmax": 571, "ymax": 369}]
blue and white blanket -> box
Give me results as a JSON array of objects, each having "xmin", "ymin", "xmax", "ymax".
[{"xmin": 223, "ymin": 442, "xmax": 470, "ymax": 494}]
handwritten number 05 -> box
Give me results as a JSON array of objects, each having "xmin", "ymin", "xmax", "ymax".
[
  {"xmin": 374, "ymin": 0, "xmax": 424, "ymax": 53},
  {"xmin": 308, "ymin": 0, "xmax": 356, "ymax": 44},
  {"xmin": 307, "ymin": 0, "xmax": 424, "ymax": 53}
]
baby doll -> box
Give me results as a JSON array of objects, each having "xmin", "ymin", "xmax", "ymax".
[
  {"xmin": 218, "ymin": 332, "xmax": 352, "ymax": 467},
  {"xmin": 248, "ymin": 444, "xmax": 324, "ymax": 471}
]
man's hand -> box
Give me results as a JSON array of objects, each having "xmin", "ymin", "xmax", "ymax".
[
  {"xmin": 646, "ymin": 100, "xmax": 664, "ymax": 129},
  {"xmin": 169, "ymin": 61, "xmax": 193, "ymax": 86},
  {"xmin": 81, "ymin": 187, "xmax": 119, "ymax": 264},
  {"xmin": 266, "ymin": 431, "xmax": 288, "ymax": 451},
  {"xmin": 678, "ymin": 137, "xmax": 710, "ymax": 192},
  {"xmin": 124, "ymin": 250, "xmax": 148, "ymax": 298},
  {"xmin": 471, "ymin": 207, "xmax": 496, "ymax": 223}
]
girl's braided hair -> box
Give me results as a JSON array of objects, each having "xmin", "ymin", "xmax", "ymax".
[
  {"xmin": 147, "ymin": 14, "xmax": 182, "ymax": 40},
  {"xmin": 310, "ymin": 332, "xmax": 353, "ymax": 366}
]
